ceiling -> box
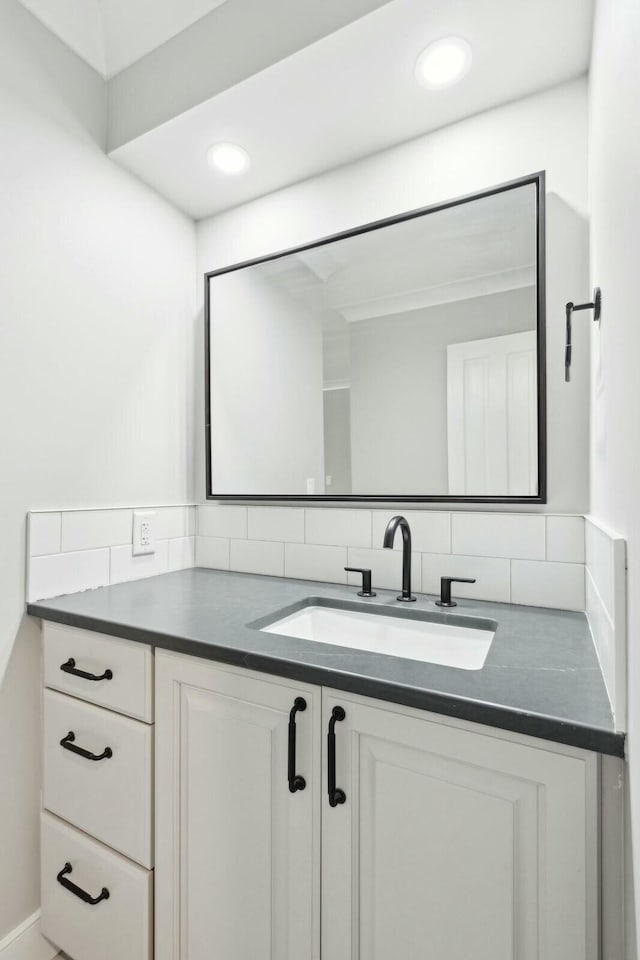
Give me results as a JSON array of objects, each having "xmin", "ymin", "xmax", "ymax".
[
  {"xmin": 17, "ymin": 0, "xmax": 230, "ymax": 76},
  {"xmin": 110, "ymin": 0, "xmax": 594, "ymax": 219},
  {"xmin": 18, "ymin": 0, "xmax": 594, "ymax": 220}
]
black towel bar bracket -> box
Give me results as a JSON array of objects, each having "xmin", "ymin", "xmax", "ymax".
[{"xmin": 565, "ymin": 286, "xmax": 601, "ymax": 382}]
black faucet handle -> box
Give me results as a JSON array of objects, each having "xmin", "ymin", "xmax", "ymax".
[
  {"xmin": 345, "ymin": 567, "xmax": 376, "ymax": 598},
  {"xmin": 435, "ymin": 576, "xmax": 476, "ymax": 608}
]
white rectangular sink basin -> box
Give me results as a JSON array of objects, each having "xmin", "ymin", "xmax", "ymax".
[{"xmin": 261, "ymin": 604, "xmax": 496, "ymax": 670}]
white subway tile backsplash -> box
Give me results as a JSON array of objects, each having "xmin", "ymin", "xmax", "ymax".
[
  {"xmin": 29, "ymin": 512, "xmax": 61, "ymax": 557},
  {"xmin": 546, "ymin": 516, "xmax": 585, "ymax": 563},
  {"xmin": 371, "ymin": 510, "xmax": 450, "ymax": 554},
  {"xmin": 27, "ymin": 507, "xmax": 200, "ymax": 600},
  {"xmin": 61, "ymin": 509, "xmax": 132, "ymax": 552},
  {"xmin": 304, "ymin": 508, "xmax": 371, "ymax": 548},
  {"xmin": 284, "ymin": 543, "xmax": 347, "ymax": 584},
  {"xmin": 511, "ymin": 560, "xmax": 585, "ymax": 611},
  {"xmin": 110, "ymin": 540, "xmax": 169, "ymax": 584},
  {"xmin": 195, "ymin": 535, "xmax": 230, "ymax": 570},
  {"xmin": 28, "ymin": 506, "xmax": 598, "ymax": 617},
  {"xmin": 155, "ymin": 506, "xmax": 195, "ymax": 540},
  {"xmin": 586, "ymin": 569, "xmax": 616, "ymax": 708},
  {"xmin": 585, "ymin": 519, "xmax": 614, "ymax": 617},
  {"xmin": 192, "ymin": 505, "xmax": 594, "ymax": 610},
  {"xmin": 249, "ymin": 507, "xmax": 304, "ymax": 543},
  {"xmin": 168, "ymin": 536, "xmax": 195, "ymax": 571},
  {"xmin": 421, "ymin": 554, "xmax": 511, "ymax": 603},
  {"xmin": 585, "ymin": 517, "xmax": 627, "ymax": 728},
  {"xmin": 346, "ymin": 547, "xmax": 421, "ymax": 593},
  {"xmin": 198, "ymin": 505, "xmax": 247, "ymax": 539},
  {"xmin": 230, "ymin": 539, "xmax": 284, "ymax": 577},
  {"xmin": 452, "ymin": 513, "xmax": 545, "ymax": 560},
  {"xmin": 28, "ymin": 549, "xmax": 110, "ymax": 602}
]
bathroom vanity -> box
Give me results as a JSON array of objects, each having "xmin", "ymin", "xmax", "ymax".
[{"xmin": 29, "ymin": 568, "xmax": 623, "ymax": 960}]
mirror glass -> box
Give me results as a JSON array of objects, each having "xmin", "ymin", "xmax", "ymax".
[{"xmin": 206, "ymin": 175, "xmax": 544, "ymax": 501}]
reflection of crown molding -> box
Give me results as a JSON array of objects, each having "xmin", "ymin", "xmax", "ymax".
[
  {"xmin": 323, "ymin": 380, "xmax": 351, "ymax": 391},
  {"xmin": 336, "ymin": 264, "xmax": 536, "ymax": 323}
]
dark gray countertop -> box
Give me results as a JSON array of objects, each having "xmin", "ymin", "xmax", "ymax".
[{"xmin": 27, "ymin": 568, "xmax": 624, "ymax": 757}]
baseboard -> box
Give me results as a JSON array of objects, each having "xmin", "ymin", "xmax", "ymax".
[{"xmin": 0, "ymin": 911, "xmax": 58, "ymax": 960}]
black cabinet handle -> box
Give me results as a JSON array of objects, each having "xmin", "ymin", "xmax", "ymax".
[
  {"xmin": 60, "ymin": 658, "xmax": 113, "ymax": 682},
  {"xmin": 60, "ymin": 731, "xmax": 113, "ymax": 762},
  {"xmin": 288, "ymin": 697, "xmax": 307, "ymax": 793},
  {"xmin": 328, "ymin": 706, "xmax": 346, "ymax": 807},
  {"xmin": 56, "ymin": 862, "xmax": 110, "ymax": 905}
]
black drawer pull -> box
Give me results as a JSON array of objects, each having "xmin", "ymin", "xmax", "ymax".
[
  {"xmin": 328, "ymin": 706, "xmax": 346, "ymax": 807},
  {"xmin": 288, "ymin": 697, "xmax": 307, "ymax": 793},
  {"xmin": 56, "ymin": 862, "xmax": 110, "ymax": 905},
  {"xmin": 60, "ymin": 658, "xmax": 113, "ymax": 682},
  {"xmin": 60, "ymin": 731, "xmax": 113, "ymax": 762}
]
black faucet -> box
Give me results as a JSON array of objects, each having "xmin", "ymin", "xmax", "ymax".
[
  {"xmin": 344, "ymin": 566, "xmax": 376, "ymax": 597},
  {"xmin": 382, "ymin": 515, "xmax": 416, "ymax": 602},
  {"xmin": 435, "ymin": 576, "xmax": 476, "ymax": 608}
]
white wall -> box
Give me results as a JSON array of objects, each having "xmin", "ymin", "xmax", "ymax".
[
  {"xmin": 209, "ymin": 269, "xmax": 324, "ymax": 494},
  {"xmin": 0, "ymin": 0, "xmax": 196, "ymax": 942},
  {"xmin": 323, "ymin": 389, "xmax": 352, "ymax": 494},
  {"xmin": 197, "ymin": 78, "xmax": 590, "ymax": 511},
  {"xmin": 589, "ymin": 0, "xmax": 640, "ymax": 952}
]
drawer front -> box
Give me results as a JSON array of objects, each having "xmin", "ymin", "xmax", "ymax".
[
  {"xmin": 42, "ymin": 812, "xmax": 152, "ymax": 960},
  {"xmin": 44, "ymin": 689, "xmax": 153, "ymax": 868},
  {"xmin": 43, "ymin": 621, "xmax": 153, "ymax": 721}
]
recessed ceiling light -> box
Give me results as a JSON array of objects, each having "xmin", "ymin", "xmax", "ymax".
[
  {"xmin": 207, "ymin": 142, "xmax": 250, "ymax": 175},
  {"xmin": 415, "ymin": 37, "xmax": 472, "ymax": 90}
]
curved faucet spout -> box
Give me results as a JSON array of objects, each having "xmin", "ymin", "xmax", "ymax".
[{"xmin": 382, "ymin": 515, "xmax": 416, "ymax": 602}]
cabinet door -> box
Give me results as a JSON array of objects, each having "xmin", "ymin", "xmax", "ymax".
[
  {"xmin": 321, "ymin": 690, "xmax": 598, "ymax": 960},
  {"xmin": 155, "ymin": 651, "xmax": 321, "ymax": 960}
]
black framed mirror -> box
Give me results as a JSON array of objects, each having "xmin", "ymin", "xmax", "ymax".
[{"xmin": 205, "ymin": 171, "xmax": 546, "ymax": 503}]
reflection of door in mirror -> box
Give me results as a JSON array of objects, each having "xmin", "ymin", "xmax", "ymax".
[{"xmin": 447, "ymin": 331, "xmax": 537, "ymax": 496}]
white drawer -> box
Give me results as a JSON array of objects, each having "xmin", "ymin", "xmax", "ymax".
[
  {"xmin": 41, "ymin": 812, "xmax": 152, "ymax": 960},
  {"xmin": 43, "ymin": 621, "xmax": 153, "ymax": 721},
  {"xmin": 43, "ymin": 689, "xmax": 153, "ymax": 868}
]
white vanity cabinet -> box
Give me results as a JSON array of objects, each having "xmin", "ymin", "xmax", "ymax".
[
  {"xmin": 155, "ymin": 651, "xmax": 599, "ymax": 960},
  {"xmin": 155, "ymin": 649, "xmax": 322, "ymax": 960},
  {"xmin": 40, "ymin": 623, "xmax": 154, "ymax": 960},
  {"xmin": 321, "ymin": 689, "xmax": 599, "ymax": 960}
]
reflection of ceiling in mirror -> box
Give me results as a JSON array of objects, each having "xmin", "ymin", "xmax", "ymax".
[
  {"xmin": 266, "ymin": 183, "xmax": 537, "ymax": 329},
  {"xmin": 240, "ymin": 183, "xmax": 539, "ymax": 387}
]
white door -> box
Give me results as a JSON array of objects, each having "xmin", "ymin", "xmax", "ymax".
[
  {"xmin": 155, "ymin": 651, "xmax": 321, "ymax": 960},
  {"xmin": 447, "ymin": 331, "xmax": 538, "ymax": 495},
  {"xmin": 321, "ymin": 690, "xmax": 598, "ymax": 960}
]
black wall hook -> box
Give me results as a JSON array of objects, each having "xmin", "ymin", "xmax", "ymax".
[{"xmin": 565, "ymin": 287, "xmax": 601, "ymax": 382}]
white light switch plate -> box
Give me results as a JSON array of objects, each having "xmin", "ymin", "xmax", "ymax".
[{"xmin": 133, "ymin": 511, "xmax": 155, "ymax": 556}]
